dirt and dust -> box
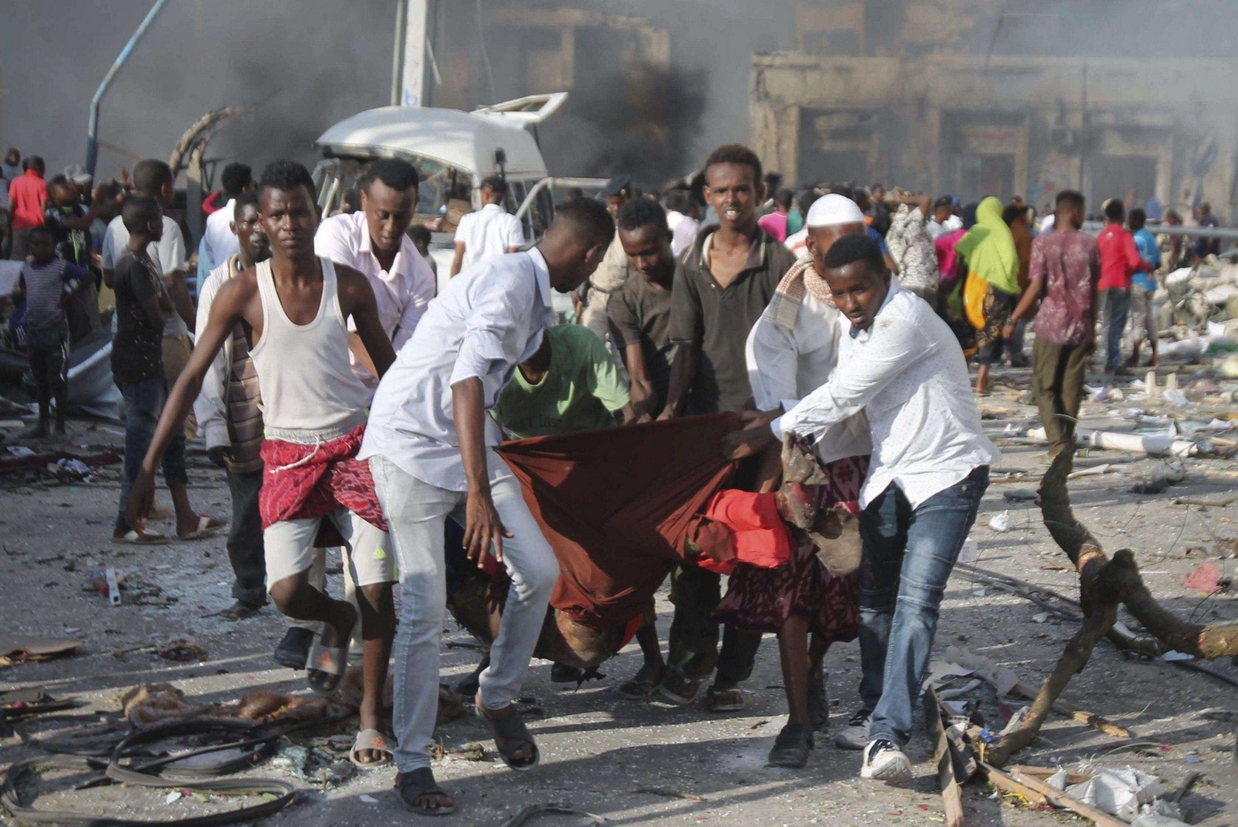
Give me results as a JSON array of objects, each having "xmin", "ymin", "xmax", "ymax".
[{"xmin": 2, "ymin": 366, "xmax": 1237, "ymax": 826}]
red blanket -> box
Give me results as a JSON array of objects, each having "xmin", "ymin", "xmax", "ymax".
[
  {"xmin": 497, "ymin": 414, "xmax": 739, "ymax": 631},
  {"xmin": 258, "ymin": 424, "xmax": 387, "ymax": 531}
]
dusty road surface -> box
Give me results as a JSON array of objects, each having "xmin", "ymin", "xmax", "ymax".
[{"xmin": 2, "ymin": 365, "xmax": 1238, "ymax": 827}]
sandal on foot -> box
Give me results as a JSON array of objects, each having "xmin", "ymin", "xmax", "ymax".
[
  {"xmin": 178, "ymin": 514, "xmax": 226, "ymax": 540},
  {"xmin": 395, "ymin": 767, "xmax": 454, "ymax": 816},
  {"xmin": 658, "ymin": 667, "xmax": 709, "ymax": 706},
  {"xmin": 350, "ymin": 728, "xmax": 394, "ymax": 768},
  {"xmin": 474, "ymin": 694, "xmax": 539, "ymax": 771},
  {"xmin": 704, "ymin": 685, "xmax": 745, "ymax": 713},
  {"xmin": 219, "ymin": 600, "xmax": 265, "ymax": 621},
  {"xmin": 768, "ymin": 723, "xmax": 814, "ymax": 768},
  {"xmin": 619, "ymin": 677, "xmax": 661, "ymax": 699},
  {"xmin": 305, "ymin": 603, "xmax": 356, "ymax": 695}
]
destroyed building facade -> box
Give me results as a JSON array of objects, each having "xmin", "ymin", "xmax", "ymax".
[{"xmin": 751, "ymin": 0, "xmax": 1238, "ymax": 216}]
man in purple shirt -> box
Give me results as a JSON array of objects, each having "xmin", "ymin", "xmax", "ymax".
[{"xmin": 1005, "ymin": 190, "xmax": 1100, "ymax": 458}]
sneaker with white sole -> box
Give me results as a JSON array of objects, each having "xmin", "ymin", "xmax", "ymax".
[
  {"xmin": 861, "ymin": 738, "xmax": 912, "ymax": 781},
  {"xmin": 833, "ymin": 708, "xmax": 870, "ymax": 750}
]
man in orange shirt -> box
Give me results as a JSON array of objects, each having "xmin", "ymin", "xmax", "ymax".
[{"xmin": 9, "ymin": 155, "xmax": 48, "ymax": 260}]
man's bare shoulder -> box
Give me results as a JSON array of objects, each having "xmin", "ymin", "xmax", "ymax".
[{"xmin": 214, "ymin": 267, "xmax": 260, "ymax": 304}]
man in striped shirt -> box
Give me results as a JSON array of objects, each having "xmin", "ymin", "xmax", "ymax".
[{"xmin": 194, "ymin": 191, "xmax": 271, "ymax": 619}]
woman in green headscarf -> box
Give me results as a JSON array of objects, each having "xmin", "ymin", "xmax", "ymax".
[{"xmin": 955, "ymin": 196, "xmax": 1020, "ymax": 394}]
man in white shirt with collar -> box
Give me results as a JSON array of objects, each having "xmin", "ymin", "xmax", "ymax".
[
  {"xmin": 449, "ymin": 175, "xmax": 525, "ymax": 277},
  {"xmin": 360, "ymin": 199, "xmax": 614, "ymax": 814},
  {"xmin": 725, "ymin": 233, "xmax": 996, "ymax": 783},
  {"xmin": 315, "ymin": 159, "xmax": 436, "ymax": 393},
  {"xmin": 196, "ymin": 163, "xmax": 252, "ymax": 293}
]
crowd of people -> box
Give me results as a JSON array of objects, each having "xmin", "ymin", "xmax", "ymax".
[{"xmin": 0, "ymin": 138, "xmax": 1228, "ymax": 815}]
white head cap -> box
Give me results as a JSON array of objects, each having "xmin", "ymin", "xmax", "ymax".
[{"xmin": 806, "ymin": 194, "xmax": 866, "ymax": 228}]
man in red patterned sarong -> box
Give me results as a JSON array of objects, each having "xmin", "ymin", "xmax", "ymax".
[{"xmin": 126, "ymin": 161, "xmax": 398, "ymax": 768}]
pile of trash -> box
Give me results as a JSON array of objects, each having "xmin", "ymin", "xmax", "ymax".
[{"xmin": 1161, "ymin": 257, "xmax": 1238, "ymax": 334}]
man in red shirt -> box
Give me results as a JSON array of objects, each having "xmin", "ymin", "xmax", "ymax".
[
  {"xmin": 9, "ymin": 155, "xmax": 48, "ymax": 260},
  {"xmin": 1095, "ymin": 199, "xmax": 1151, "ymax": 376}
]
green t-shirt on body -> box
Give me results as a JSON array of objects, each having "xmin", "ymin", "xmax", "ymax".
[{"xmin": 492, "ymin": 324, "xmax": 631, "ymax": 439}]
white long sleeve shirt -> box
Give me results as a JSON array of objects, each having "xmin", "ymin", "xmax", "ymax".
[
  {"xmin": 193, "ymin": 257, "xmax": 242, "ymax": 452},
  {"xmin": 359, "ymin": 248, "xmax": 557, "ymax": 491},
  {"xmin": 314, "ymin": 211, "xmax": 437, "ymax": 392},
  {"xmin": 746, "ymin": 291, "xmax": 871, "ymax": 465},
  {"xmin": 773, "ymin": 284, "xmax": 998, "ymax": 508}
]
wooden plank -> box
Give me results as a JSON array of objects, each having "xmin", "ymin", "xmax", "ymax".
[
  {"xmin": 923, "ymin": 687, "xmax": 965, "ymax": 827},
  {"xmin": 981, "ymin": 762, "xmax": 1127, "ymax": 827},
  {"xmin": 980, "ymin": 762, "xmax": 1048, "ymax": 806}
]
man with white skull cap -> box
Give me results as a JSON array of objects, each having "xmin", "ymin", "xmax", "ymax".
[{"xmin": 707, "ymin": 193, "xmax": 872, "ymax": 768}]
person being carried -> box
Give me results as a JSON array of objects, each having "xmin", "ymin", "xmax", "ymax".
[
  {"xmin": 43, "ymin": 174, "xmax": 120, "ymax": 341},
  {"xmin": 450, "ymin": 174, "xmax": 525, "ymax": 277},
  {"xmin": 126, "ymin": 161, "xmax": 398, "ymax": 770},
  {"xmin": 193, "ymin": 191, "xmax": 272, "ymax": 620},
  {"xmin": 360, "ymin": 199, "xmax": 614, "ymax": 814},
  {"xmin": 725, "ymin": 234, "xmax": 997, "ymax": 782},
  {"xmin": 713, "ymin": 193, "xmax": 872, "ymax": 768},
  {"xmin": 12, "ymin": 226, "xmax": 90, "ymax": 438},
  {"xmin": 1005, "ymin": 190, "xmax": 1099, "ymax": 461}
]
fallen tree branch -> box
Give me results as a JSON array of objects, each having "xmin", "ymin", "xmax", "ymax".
[{"xmin": 985, "ymin": 448, "xmax": 1238, "ymax": 767}]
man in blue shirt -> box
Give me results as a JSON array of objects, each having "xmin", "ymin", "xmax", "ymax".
[{"xmin": 1127, "ymin": 208, "xmax": 1162, "ymax": 368}]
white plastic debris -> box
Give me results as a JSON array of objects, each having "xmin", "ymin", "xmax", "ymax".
[
  {"xmin": 359, "ymin": 794, "xmax": 379, "ymax": 804},
  {"xmin": 1161, "ymin": 650, "xmax": 1194, "ymax": 662},
  {"xmin": 1133, "ymin": 800, "xmax": 1189, "ymax": 827},
  {"xmin": 988, "ymin": 511, "xmax": 1011, "ymax": 532},
  {"xmin": 957, "ymin": 537, "xmax": 979, "ymax": 564},
  {"xmin": 165, "ymin": 791, "xmax": 183, "ymax": 804},
  {"xmin": 1065, "ymin": 767, "xmax": 1168, "ymax": 820}
]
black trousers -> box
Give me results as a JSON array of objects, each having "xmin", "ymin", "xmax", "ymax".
[{"xmin": 226, "ymin": 468, "xmax": 267, "ymax": 607}]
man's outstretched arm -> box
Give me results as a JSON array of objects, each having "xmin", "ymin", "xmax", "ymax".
[{"xmin": 126, "ymin": 279, "xmax": 251, "ymax": 529}]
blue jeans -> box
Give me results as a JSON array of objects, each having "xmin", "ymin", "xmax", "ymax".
[
  {"xmin": 1103, "ymin": 288, "xmax": 1130, "ymax": 375},
  {"xmin": 858, "ymin": 466, "xmax": 989, "ymax": 746},
  {"xmin": 116, "ymin": 376, "xmax": 187, "ymax": 533}
]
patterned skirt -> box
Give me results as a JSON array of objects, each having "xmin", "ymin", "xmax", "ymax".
[{"xmin": 712, "ymin": 455, "xmax": 868, "ymax": 643}]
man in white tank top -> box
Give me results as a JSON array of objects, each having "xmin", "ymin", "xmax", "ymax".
[
  {"xmin": 124, "ymin": 161, "xmax": 400, "ymax": 770},
  {"xmin": 359, "ymin": 200, "xmax": 615, "ymax": 814}
]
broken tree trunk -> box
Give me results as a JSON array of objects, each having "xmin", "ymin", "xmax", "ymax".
[{"xmin": 984, "ymin": 448, "xmax": 1238, "ymax": 767}]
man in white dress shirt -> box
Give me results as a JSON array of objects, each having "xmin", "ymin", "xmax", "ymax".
[
  {"xmin": 315, "ymin": 158, "xmax": 436, "ymax": 393},
  {"xmin": 725, "ymin": 233, "xmax": 997, "ymax": 783},
  {"xmin": 450, "ymin": 175, "xmax": 525, "ymax": 277},
  {"xmin": 360, "ymin": 199, "xmax": 614, "ymax": 813}
]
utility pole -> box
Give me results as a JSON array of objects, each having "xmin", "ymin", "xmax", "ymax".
[
  {"xmin": 86, "ymin": 0, "xmax": 170, "ymax": 177},
  {"xmin": 391, "ymin": 0, "xmax": 431, "ymax": 107}
]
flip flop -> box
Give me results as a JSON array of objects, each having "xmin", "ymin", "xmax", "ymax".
[
  {"xmin": 395, "ymin": 767, "xmax": 454, "ymax": 816},
  {"xmin": 350, "ymin": 728, "xmax": 394, "ymax": 769},
  {"xmin": 111, "ymin": 529, "xmax": 169, "ymax": 545},
  {"xmin": 305, "ymin": 603, "xmax": 355, "ymax": 695},
  {"xmin": 177, "ymin": 514, "xmax": 226, "ymax": 540},
  {"xmin": 474, "ymin": 694, "xmax": 540, "ymax": 771},
  {"xmin": 618, "ymin": 677, "xmax": 661, "ymax": 699}
]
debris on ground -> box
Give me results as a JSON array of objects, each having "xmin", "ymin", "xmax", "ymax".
[
  {"xmin": 122, "ymin": 683, "xmax": 356, "ymax": 727},
  {"xmin": 0, "ymin": 634, "xmax": 83, "ymax": 668}
]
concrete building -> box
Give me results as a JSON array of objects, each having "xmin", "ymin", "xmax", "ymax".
[{"xmin": 752, "ymin": 0, "xmax": 1238, "ymax": 218}]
